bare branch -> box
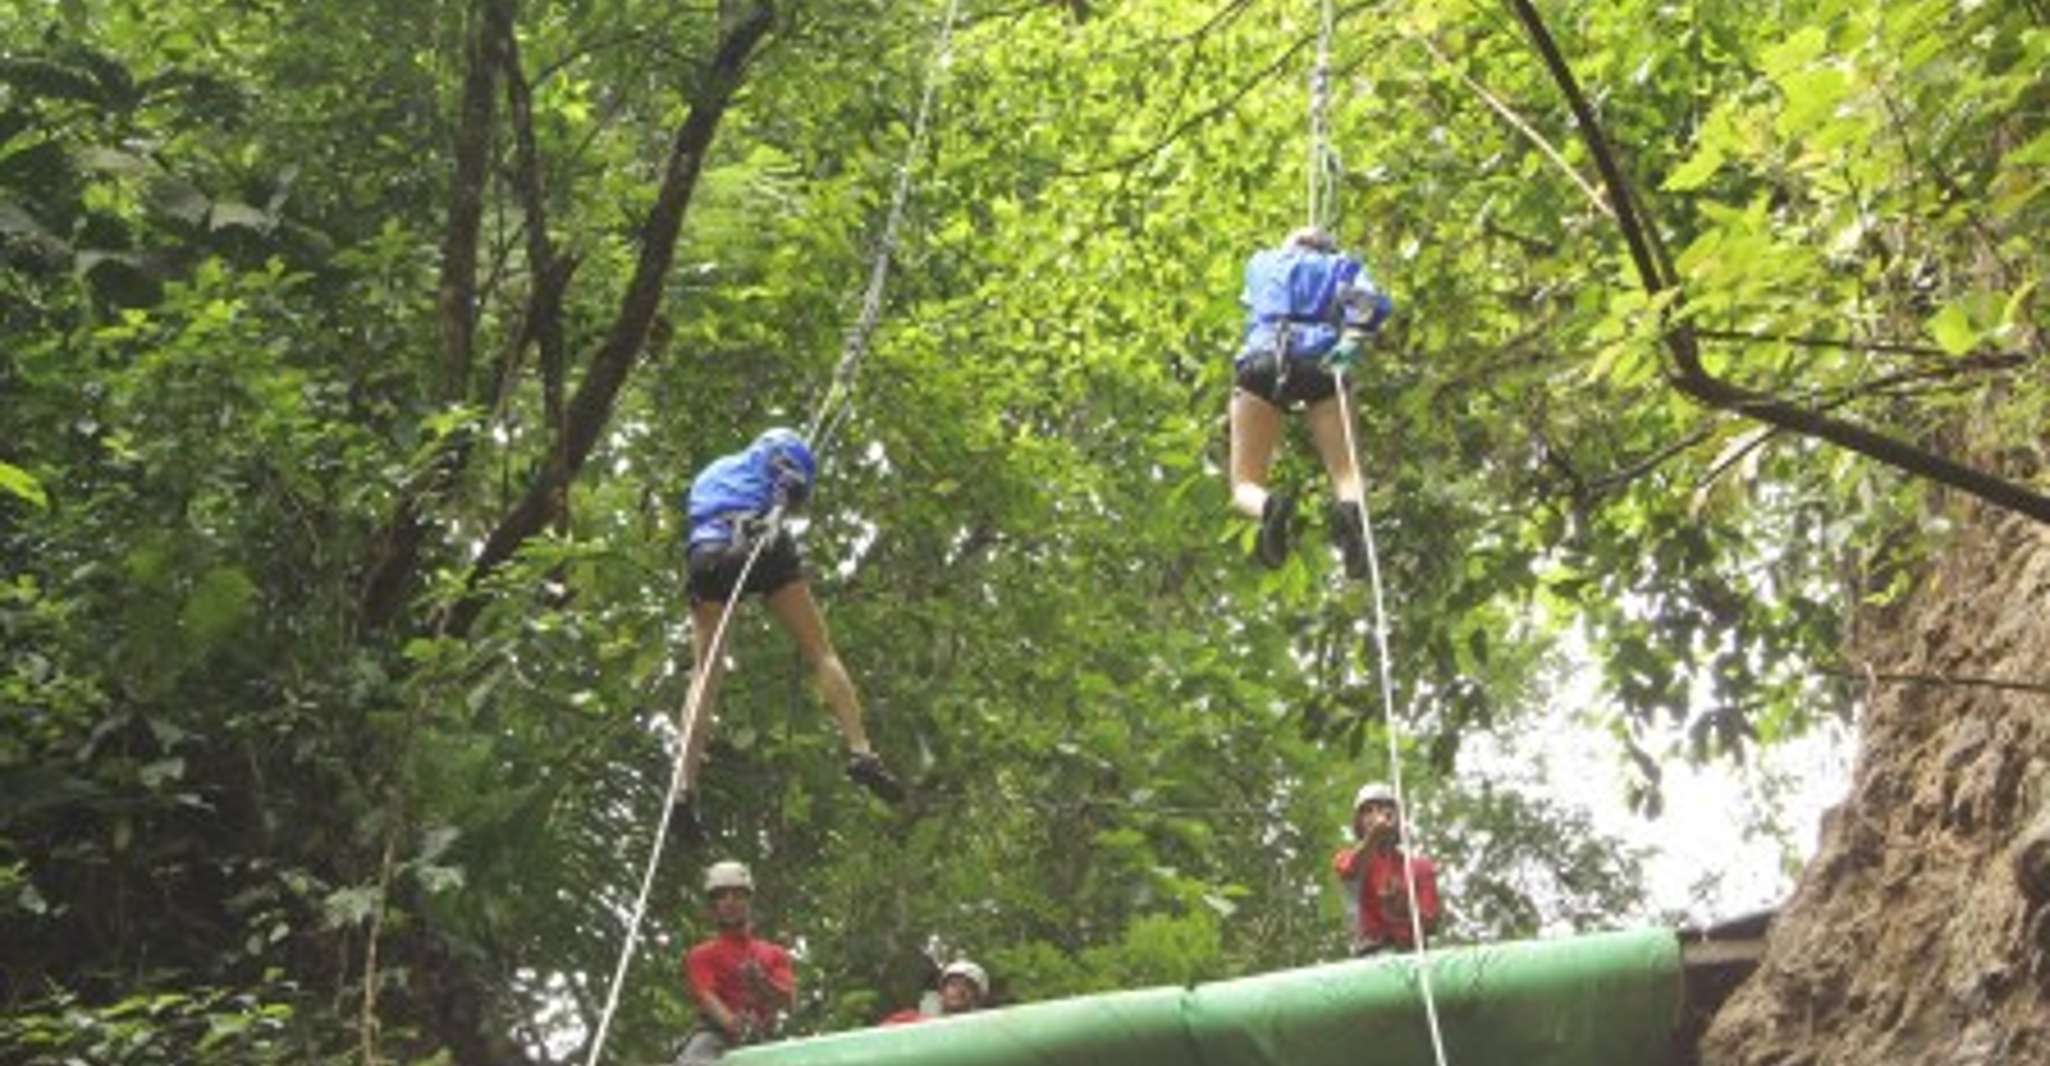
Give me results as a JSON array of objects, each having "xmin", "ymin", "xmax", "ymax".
[
  {"xmin": 439, "ymin": 0, "xmax": 503, "ymax": 403},
  {"xmin": 496, "ymin": 9, "xmax": 572, "ymax": 534},
  {"xmin": 359, "ymin": 0, "xmax": 510, "ymax": 629},
  {"xmin": 1697, "ymin": 327, "xmax": 2030, "ymax": 363},
  {"xmin": 443, "ymin": 5, "xmax": 777, "ymax": 637},
  {"xmin": 1588, "ymin": 419, "xmax": 1727, "ymax": 493},
  {"xmin": 1827, "ymin": 663, "xmax": 2050, "ymax": 699},
  {"xmin": 1413, "ymin": 34, "xmax": 1610, "ymax": 218}
]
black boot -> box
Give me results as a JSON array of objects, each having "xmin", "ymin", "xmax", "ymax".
[
  {"xmin": 1256, "ymin": 492, "xmax": 1296, "ymax": 570},
  {"xmin": 846, "ymin": 751, "xmax": 906, "ymax": 804},
  {"xmin": 1329, "ymin": 499, "xmax": 1368, "ymax": 580}
]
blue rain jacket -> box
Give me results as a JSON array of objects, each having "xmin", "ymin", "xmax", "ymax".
[
  {"xmin": 1238, "ymin": 246, "xmax": 1393, "ymax": 362},
  {"xmin": 686, "ymin": 443, "xmax": 785, "ymax": 550}
]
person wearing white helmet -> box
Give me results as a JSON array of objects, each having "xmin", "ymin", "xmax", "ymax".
[
  {"xmin": 881, "ymin": 957, "xmax": 990, "ymax": 1024},
  {"xmin": 673, "ymin": 427, "xmax": 903, "ymax": 843},
  {"xmin": 937, "ymin": 959, "xmax": 989, "ymax": 1014},
  {"xmin": 676, "ymin": 861, "xmax": 794, "ymax": 1063},
  {"xmin": 1333, "ymin": 781, "xmax": 1441, "ymax": 957}
]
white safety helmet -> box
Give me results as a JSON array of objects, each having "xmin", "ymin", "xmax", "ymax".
[
  {"xmin": 939, "ymin": 959, "xmax": 989, "ymax": 996},
  {"xmin": 704, "ymin": 860, "xmax": 754, "ymax": 894},
  {"xmin": 1352, "ymin": 781, "xmax": 1398, "ymax": 812}
]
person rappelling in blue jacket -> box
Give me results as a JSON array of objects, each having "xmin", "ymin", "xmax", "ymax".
[
  {"xmin": 674, "ymin": 428, "xmax": 904, "ymax": 837},
  {"xmin": 1230, "ymin": 227, "xmax": 1393, "ymax": 577}
]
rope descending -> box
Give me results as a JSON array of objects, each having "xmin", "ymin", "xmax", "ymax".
[
  {"xmin": 1313, "ymin": 0, "xmax": 1448, "ymax": 1062},
  {"xmin": 1305, "ymin": 0, "xmax": 1341, "ymax": 233},
  {"xmin": 1335, "ymin": 380, "xmax": 1451, "ymax": 1066},
  {"xmin": 808, "ymin": 0, "xmax": 963, "ymax": 458}
]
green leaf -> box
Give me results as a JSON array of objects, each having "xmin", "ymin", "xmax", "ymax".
[
  {"xmin": 321, "ymin": 885, "xmax": 381, "ymax": 929},
  {"xmin": 0, "ymin": 462, "xmax": 48, "ymax": 509},
  {"xmin": 2005, "ymin": 128, "xmax": 2050, "ymax": 167},
  {"xmin": 196, "ymin": 1013, "xmax": 251, "ymax": 1052},
  {"xmin": 208, "ymin": 200, "xmax": 272, "ymax": 233},
  {"xmin": 1662, "ymin": 143, "xmax": 1725, "ymax": 192},
  {"xmin": 1760, "ymin": 26, "xmax": 1828, "ymax": 78},
  {"xmin": 1925, "ymin": 302, "xmax": 1977, "ymax": 356},
  {"xmin": 139, "ymin": 757, "xmax": 186, "ymax": 789},
  {"xmin": 181, "ymin": 567, "xmax": 258, "ymax": 649},
  {"xmin": 1775, "ymin": 67, "xmax": 1850, "ymax": 139}
]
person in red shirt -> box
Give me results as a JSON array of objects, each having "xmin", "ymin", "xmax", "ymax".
[
  {"xmin": 1333, "ymin": 782, "xmax": 1441, "ymax": 956},
  {"xmin": 881, "ymin": 958, "xmax": 988, "ymax": 1025},
  {"xmin": 675, "ymin": 861, "xmax": 795, "ymax": 1064}
]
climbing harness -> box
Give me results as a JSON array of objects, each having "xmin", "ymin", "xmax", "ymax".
[
  {"xmin": 711, "ymin": 506, "xmax": 781, "ymax": 553},
  {"xmin": 1270, "ymin": 321, "xmax": 1295, "ymax": 396},
  {"xmin": 579, "ymin": 2, "xmax": 961, "ymax": 1062},
  {"xmin": 1306, "ymin": 0, "xmax": 1450, "ymax": 1060}
]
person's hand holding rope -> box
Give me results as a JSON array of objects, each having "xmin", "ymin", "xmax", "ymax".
[{"xmin": 1324, "ymin": 328, "xmax": 1369, "ymax": 372}]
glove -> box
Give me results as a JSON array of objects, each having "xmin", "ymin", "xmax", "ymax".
[
  {"xmin": 1324, "ymin": 329, "xmax": 1369, "ymax": 371},
  {"xmin": 725, "ymin": 1016, "xmax": 763, "ymax": 1046},
  {"xmin": 741, "ymin": 958, "xmax": 776, "ymax": 998}
]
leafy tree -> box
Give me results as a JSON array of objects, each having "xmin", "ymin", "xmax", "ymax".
[{"xmin": 6, "ymin": 0, "xmax": 2040, "ymax": 1063}]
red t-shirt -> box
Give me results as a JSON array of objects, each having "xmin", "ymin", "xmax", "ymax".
[
  {"xmin": 1333, "ymin": 846, "xmax": 1440, "ymax": 947},
  {"xmin": 684, "ymin": 930, "xmax": 795, "ymax": 1028},
  {"xmin": 880, "ymin": 1008, "xmax": 928, "ymax": 1026}
]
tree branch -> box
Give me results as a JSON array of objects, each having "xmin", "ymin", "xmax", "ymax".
[
  {"xmin": 1695, "ymin": 327, "xmax": 2026, "ymax": 363},
  {"xmin": 1413, "ymin": 33, "xmax": 1610, "ymax": 218},
  {"xmin": 439, "ymin": 0, "xmax": 501, "ymax": 403},
  {"xmin": 358, "ymin": 0, "xmax": 510, "ymax": 629},
  {"xmin": 496, "ymin": 7, "xmax": 572, "ymax": 535},
  {"xmin": 1505, "ymin": 0, "xmax": 2050, "ymax": 526},
  {"xmin": 1587, "ymin": 418, "xmax": 1726, "ymax": 493},
  {"xmin": 1057, "ymin": 3, "xmax": 1375, "ymax": 180},
  {"xmin": 1826, "ymin": 664, "xmax": 2050, "ymax": 698},
  {"xmin": 441, "ymin": 4, "xmax": 777, "ymax": 637}
]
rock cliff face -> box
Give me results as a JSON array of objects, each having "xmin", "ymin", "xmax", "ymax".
[{"xmin": 1704, "ymin": 507, "xmax": 2050, "ymax": 1065}]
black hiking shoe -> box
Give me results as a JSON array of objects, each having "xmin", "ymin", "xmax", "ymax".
[
  {"xmin": 669, "ymin": 792, "xmax": 708, "ymax": 847},
  {"xmin": 846, "ymin": 751, "xmax": 906, "ymax": 804},
  {"xmin": 1255, "ymin": 492, "xmax": 1296, "ymax": 569},
  {"xmin": 1328, "ymin": 500, "xmax": 1368, "ymax": 580}
]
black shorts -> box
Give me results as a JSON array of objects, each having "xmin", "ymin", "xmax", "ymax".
[
  {"xmin": 687, "ymin": 534, "xmax": 804, "ymax": 604},
  {"xmin": 1234, "ymin": 352, "xmax": 1348, "ymax": 409}
]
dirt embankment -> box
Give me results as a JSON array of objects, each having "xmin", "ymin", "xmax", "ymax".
[{"xmin": 1703, "ymin": 508, "xmax": 2050, "ymax": 1064}]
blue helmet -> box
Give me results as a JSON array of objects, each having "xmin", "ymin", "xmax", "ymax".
[{"xmin": 754, "ymin": 427, "xmax": 816, "ymax": 501}]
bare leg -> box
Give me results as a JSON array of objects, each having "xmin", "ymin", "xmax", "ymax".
[
  {"xmin": 1304, "ymin": 394, "xmax": 1365, "ymax": 503},
  {"xmin": 1229, "ymin": 390, "xmax": 1287, "ymax": 518},
  {"xmin": 679, "ymin": 599, "xmax": 735, "ymax": 790},
  {"xmin": 763, "ymin": 580, "xmax": 872, "ymax": 754}
]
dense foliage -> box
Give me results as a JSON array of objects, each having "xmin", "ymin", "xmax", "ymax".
[{"xmin": 3, "ymin": 0, "xmax": 2041, "ymax": 1062}]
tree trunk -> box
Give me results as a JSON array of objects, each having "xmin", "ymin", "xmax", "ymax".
[{"xmin": 1702, "ymin": 502, "xmax": 2050, "ymax": 1064}]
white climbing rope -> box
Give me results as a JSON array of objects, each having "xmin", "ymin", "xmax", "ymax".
[
  {"xmin": 1305, "ymin": 0, "xmax": 1341, "ymax": 233},
  {"xmin": 1335, "ymin": 375, "xmax": 1452, "ymax": 1066},
  {"xmin": 807, "ymin": 0, "xmax": 962, "ymax": 457},
  {"xmin": 581, "ymin": 522, "xmax": 775, "ymax": 1066},
  {"xmin": 1312, "ymin": 0, "xmax": 1448, "ymax": 1060},
  {"xmin": 581, "ymin": 0, "xmax": 962, "ymax": 1060}
]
